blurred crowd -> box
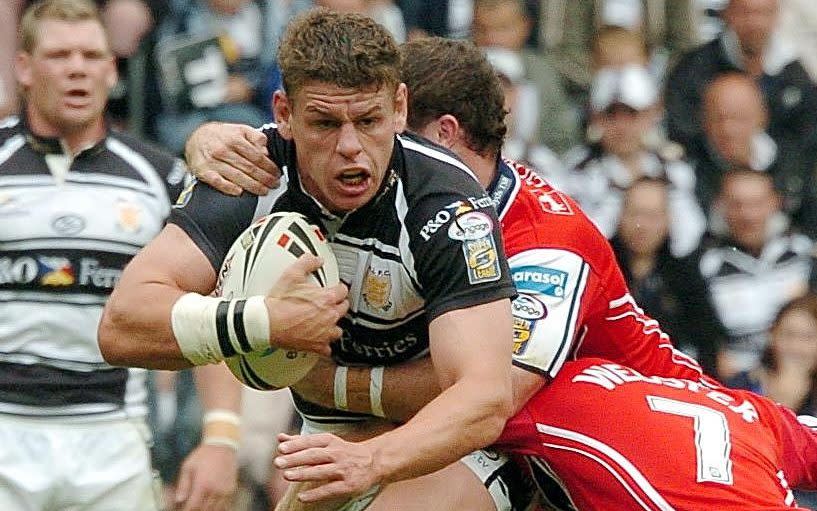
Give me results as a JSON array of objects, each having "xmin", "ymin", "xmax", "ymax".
[{"xmin": 4, "ymin": 0, "xmax": 817, "ymax": 509}]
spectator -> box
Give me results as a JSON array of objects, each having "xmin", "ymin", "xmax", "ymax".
[
  {"xmin": 726, "ymin": 293, "xmax": 817, "ymax": 414},
  {"xmin": 399, "ymin": 0, "xmax": 473, "ymax": 40},
  {"xmin": 561, "ymin": 64, "xmax": 707, "ymax": 257},
  {"xmin": 690, "ymin": 72, "xmax": 817, "ymax": 237},
  {"xmin": 316, "ymin": 0, "xmax": 407, "ymax": 42},
  {"xmin": 590, "ymin": 23, "xmax": 651, "ymax": 70},
  {"xmin": 482, "ymin": 46, "xmax": 565, "ymax": 181},
  {"xmin": 780, "ymin": 0, "xmax": 817, "ymax": 81},
  {"xmin": 665, "ymin": 0, "xmax": 817, "ymax": 166},
  {"xmin": 724, "ymin": 291, "xmax": 817, "ymax": 508},
  {"xmin": 611, "ymin": 177, "xmax": 726, "ymax": 377},
  {"xmin": 537, "ymin": 0, "xmax": 698, "ymax": 102},
  {"xmin": 0, "ymin": 1, "xmax": 183, "ymax": 509},
  {"xmin": 700, "ymin": 169, "xmax": 816, "ymax": 379},
  {"xmin": 472, "ymin": 0, "xmax": 580, "ymax": 154},
  {"xmin": 690, "ymin": 0, "xmax": 729, "ymax": 42},
  {"xmin": 153, "ymin": 0, "xmax": 274, "ymax": 154}
]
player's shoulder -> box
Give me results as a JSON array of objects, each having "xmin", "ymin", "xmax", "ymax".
[
  {"xmin": 397, "ymin": 132, "xmax": 484, "ymax": 197},
  {"xmin": 504, "ymin": 159, "xmax": 606, "ymax": 245},
  {"xmin": 107, "ymin": 129, "xmax": 184, "ymax": 175}
]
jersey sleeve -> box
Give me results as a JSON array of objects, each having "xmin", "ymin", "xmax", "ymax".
[
  {"xmin": 508, "ymin": 248, "xmax": 591, "ymax": 377},
  {"xmin": 167, "ymin": 180, "xmax": 258, "ymax": 271},
  {"xmin": 406, "ymin": 181, "xmax": 516, "ymax": 321},
  {"xmin": 775, "ymin": 405, "xmax": 817, "ymax": 491}
]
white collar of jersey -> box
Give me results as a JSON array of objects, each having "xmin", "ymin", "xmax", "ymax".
[{"xmin": 721, "ymin": 28, "xmax": 799, "ymax": 76}]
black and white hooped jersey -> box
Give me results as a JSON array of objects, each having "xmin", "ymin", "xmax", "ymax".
[
  {"xmin": 169, "ymin": 128, "xmax": 516, "ymax": 423},
  {"xmin": 0, "ymin": 116, "xmax": 185, "ymax": 418},
  {"xmin": 700, "ymin": 232, "xmax": 815, "ymax": 372}
]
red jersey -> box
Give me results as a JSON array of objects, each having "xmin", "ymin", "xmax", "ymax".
[
  {"xmin": 490, "ymin": 159, "xmax": 705, "ymax": 381},
  {"xmin": 496, "ymin": 358, "xmax": 817, "ymax": 510}
]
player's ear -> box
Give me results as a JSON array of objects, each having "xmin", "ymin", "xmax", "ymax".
[
  {"xmin": 393, "ymin": 83, "xmax": 408, "ymax": 133},
  {"xmin": 435, "ymin": 114, "xmax": 461, "ymax": 149},
  {"xmin": 273, "ymin": 90, "xmax": 293, "ymax": 140},
  {"xmin": 15, "ymin": 52, "xmax": 32, "ymax": 89},
  {"xmin": 104, "ymin": 55, "xmax": 118, "ymax": 90}
]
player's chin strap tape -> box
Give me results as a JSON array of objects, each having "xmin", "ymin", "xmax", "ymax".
[{"xmin": 171, "ymin": 293, "xmax": 270, "ymax": 365}]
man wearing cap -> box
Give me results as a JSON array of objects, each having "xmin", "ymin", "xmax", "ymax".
[{"xmin": 561, "ymin": 64, "xmax": 706, "ymax": 258}]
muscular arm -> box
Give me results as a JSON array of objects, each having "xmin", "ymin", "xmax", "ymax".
[
  {"xmin": 359, "ymin": 299, "xmax": 515, "ymax": 482},
  {"xmin": 98, "ymin": 224, "xmax": 216, "ymax": 370},
  {"xmin": 294, "ymin": 351, "xmax": 544, "ymax": 423}
]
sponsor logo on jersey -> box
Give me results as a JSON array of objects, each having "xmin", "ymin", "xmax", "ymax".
[
  {"xmin": 0, "ymin": 192, "xmax": 26, "ymax": 217},
  {"xmin": 419, "ymin": 209, "xmax": 452, "ymax": 241},
  {"xmin": 0, "ymin": 255, "xmax": 121, "ymax": 290},
  {"xmin": 0, "ymin": 256, "xmax": 74, "ymax": 286},
  {"xmin": 512, "ymin": 266, "xmax": 568, "ymax": 297},
  {"xmin": 338, "ymin": 329, "xmax": 420, "ymax": 361},
  {"xmin": 39, "ymin": 256, "xmax": 75, "ymax": 286},
  {"xmin": 77, "ymin": 258, "xmax": 122, "ymax": 288},
  {"xmin": 51, "ymin": 214, "xmax": 86, "ymax": 235},
  {"xmin": 512, "ymin": 294, "xmax": 546, "ymax": 356},
  {"xmin": 419, "ymin": 197, "xmax": 496, "ymax": 241},
  {"xmin": 512, "ymin": 293, "xmax": 547, "ymax": 320},
  {"xmin": 463, "ymin": 235, "xmax": 501, "ymax": 284},
  {"xmin": 115, "ymin": 199, "xmax": 143, "ymax": 233},
  {"xmin": 489, "ymin": 175, "xmax": 513, "ymax": 205},
  {"xmin": 536, "ymin": 191, "xmax": 573, "ymax": 215},
  {"xmin": 448, "ymin": 211, "xmax": 493, "ymax": 241},
  {"xmin": 362, "ymin": 267, "xmax": 393, "ymax": 312},
  {"xmin": 513, "ymin": 317, "xmax": 533, "ymax": 355},
  {"xmin": 174, "ymin": 179, "xmax": 197, "ymax": 208}
]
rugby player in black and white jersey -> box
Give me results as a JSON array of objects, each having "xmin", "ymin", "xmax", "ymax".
[
  {"xmin": 1, "ymin": 3, "xmax": 180, "ymax": 508},
  {"xmin": 98, "ymin": 8, "xmax": 517, "ymax": 510},
  {"xmin": 0, "ymin": 2, "xmax": 247, "ymax": 510},
  {"xmin": 185, "ymin": 38, "xmax": 728, "ymax": 511}
]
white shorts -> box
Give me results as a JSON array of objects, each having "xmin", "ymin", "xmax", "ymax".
[
  {"xmin": 300, "ymin": 419, "xmax": 534, "ymax": 511},
  {"xmin": 0, "ymin": 414, "xmax": 162, "ymax": 511}
]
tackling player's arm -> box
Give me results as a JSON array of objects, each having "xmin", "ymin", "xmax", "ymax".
[
  {"xmin": 274, "ymin": 299, "xmax": 516, "ymax": 503},
  {"xmin": 293, "ymin": 355, "xmax": 544, "ymax": 423},
  {"xmin": 185, "ymin": 122, "xmax": 280, "ymax": 196}
]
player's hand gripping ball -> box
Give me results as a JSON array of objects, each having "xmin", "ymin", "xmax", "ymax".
[{"xmin": 216, "ymin": 212, "xmax": 339, "ymax": 389}]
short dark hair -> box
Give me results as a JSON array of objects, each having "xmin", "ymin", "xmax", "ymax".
[
  {"xmin": 278, "ymin": 9, "xmax": 401, "ymax": 99},
  {"xmin": 400, "ymin": 37, "xmax": 507, "ymax": 158}
]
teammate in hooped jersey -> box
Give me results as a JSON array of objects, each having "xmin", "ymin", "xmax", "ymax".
[
  {"xmin": 496, "ymin": 357, "xmax": 817, "ymax": 510},
  {"xmin": 187, "ymin": 38, "xmax": 712, "ymax": 511}
]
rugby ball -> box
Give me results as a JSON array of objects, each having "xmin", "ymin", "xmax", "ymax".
[{"xmin": 216, "ymin": 212, "xmax": 339, "ymax": 390}]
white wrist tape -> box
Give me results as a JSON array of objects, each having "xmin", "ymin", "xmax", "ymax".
[
  {"xmin": 202, "ymin": 436, "xmax": 240, "ymax": 451},
  {"xmin": 369, "ymin": 366, "xmax": 385, "ymax": 417},
  {"xmin": 203, "ymin": 409, "xmax": 242, "ymax": 426},
  {"xmin": 334, "ymin": 365, "xmax": 349, "ymax": 411},
  {"xmin": 171, "ymin": 293, "xmax": 270, "ymax": 365}
]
